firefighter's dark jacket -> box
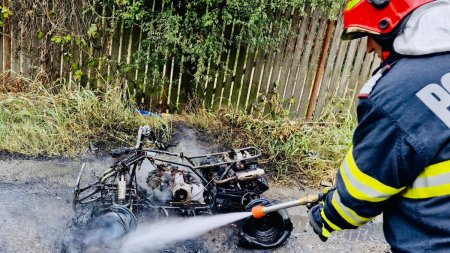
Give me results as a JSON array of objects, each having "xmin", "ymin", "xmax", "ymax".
[{"xmin": 321, "ymin": 51, "xmax": 450, "ymax": 252}]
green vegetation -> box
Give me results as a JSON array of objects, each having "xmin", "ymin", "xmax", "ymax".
[
  {"xmin": 0, "ymin": 76, "xmax": 354, "ymax": 185},
  {"xmin": 122, "ymin": 0, "xmax": 345, "ymax": 86},
  {"xmin": 3, "ymin": 1, "xmax": 355, "ymax": 185},
  {"xmin": 0, "ymin": 77, "xmax": 169, "ymax": 157},
  {"xmin": 179, "ymin": 102, "xmax": 355, "ymax": 185},
  {"xmin": 12, "ymin": 0, "xmax": 345, "ymax": 100},
  {"xmin": 0, "ymin": 76, "xmax": 355, "ymax": 186}
]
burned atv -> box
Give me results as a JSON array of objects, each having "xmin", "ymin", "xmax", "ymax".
[{"xmin": 73, "ymin": 126, "xmax": 292, "ymax": 250}]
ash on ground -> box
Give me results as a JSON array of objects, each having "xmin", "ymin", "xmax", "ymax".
[{"xmin": 0, "ymin": 125, "xmax": 390, "ymax": 253}]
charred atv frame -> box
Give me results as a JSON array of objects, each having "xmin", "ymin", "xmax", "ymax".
[{"xmin": 73, "ymin": 126, "xmax": 292, "ymax": 249}]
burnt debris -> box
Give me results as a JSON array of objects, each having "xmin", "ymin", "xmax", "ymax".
[{"xmin": 71, "ymin": 125, "xmax": 292, "ymax": 250}]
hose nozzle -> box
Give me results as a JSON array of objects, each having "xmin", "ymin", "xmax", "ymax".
[
  {"xmin": 251, "ymin": 205, "xmax": 266, "ymax": 219},
  {"xmin": 251, "ymin": 194, "xmax": 320, "ymax": 219}
]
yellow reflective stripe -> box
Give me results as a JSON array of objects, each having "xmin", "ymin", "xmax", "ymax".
[
  {"xmin": 320, "ymin": 209, "xmax": 342, "ymax": 231},
  {"xmin": 346, "ymin": 0, "xmax": 362, "ymax": 10},
  {"xmin": 416, "ymin": 160, "xmax": 450, "ymax": 178},
  {"xmin": 331, "ymin": 190, "xmax": 372, "ymax": 227},
  {"xmin": 340, "ymin": 149, "xmax": 404, "ymax": 202},
  {"xmin": 345, "ymin": 150, "xmax": 402, "ymax": 195},
  {"xmin": 340, "ymin": 163, "xmax": 383, "ymax": 201},
  {"xmin": 402, "ymin": 183, "xmax": 450, "ymax": 199},
  {"xmin": 322, "ymin": 227, "xmax": 331, "ymax": 238},
  {"xmin": 401, "ymin": 161, "xmax": 450, "ymax": 199}
]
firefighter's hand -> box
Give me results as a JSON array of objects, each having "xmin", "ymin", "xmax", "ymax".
[
  {"xmin": 307, "ymin": 204, "xmax": 330, "ymax": 242},
  {"xmin": 306, "ymin": 187, "xmax": 335, "ymax": 210}
]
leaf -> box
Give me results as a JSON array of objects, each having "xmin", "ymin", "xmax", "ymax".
[
  {"xmin": 74, "ymin": 70, "xmax": 83, "ymax": 81},
  {"xmin": 75, "ymin": 37, "xmax": 88, "ymax": 47},
  {"xmin": 2, "ymin": 7, "xmax": 13, "ymax": 19},
  {"xmin": 81, "ymin": 39, "xmax": 88, "ymax": 47},
  {"xmin": 63, "ymin": 35, "xmax": 72, "ymax": 44},
  {"xmin": 71, "ymin": 62, "xmax": 79, "ymax": 70},
  {"xmin": 37, "ymin": 31, "xmax": 44, "ymax": 40},
  {"xmin": 87, "ymin": 24, "xmax": 98, "ymax": 38},
  {"xmin": 51, "ymin": 36, "xmax": 62, "ymax": 44}
]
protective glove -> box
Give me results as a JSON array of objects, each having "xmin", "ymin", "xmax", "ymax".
[
  {"xmin": 308, "ymin": 204, "xmax": 330, "ymax": 242},
  {"xmin": 307, "ymin": 187, "xmax": 336, "ymax": 242}
]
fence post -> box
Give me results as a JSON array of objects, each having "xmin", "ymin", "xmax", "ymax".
[
  {"xmin": 3, "ymin": 0, "xmax": 11, "ymax": 82},
  {"xmin": 305, "ymin": 20, "xmax": 334, "ymax": 120}
]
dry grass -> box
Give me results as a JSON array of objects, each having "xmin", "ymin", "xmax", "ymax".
[
  {"xmin": 177, "ymin": 101, "xmax": 355, "ymax": 186},
  {"xmin": 0, "ymin": 76, "xmax": 169, "ymax": 157},
  {"xmin": 0, "ymin": 75, "xmax": 355, "ymax": 186}
]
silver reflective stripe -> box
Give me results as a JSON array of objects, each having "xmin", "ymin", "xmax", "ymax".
[
  {"xmin": 342, "ymin": 160, "xmax": 391, "ymax": 200},
  {"xmin": 333, "ymin": 192, "xmax": 369, "ymax": 225},
  {"xmin": 412, "ymin": 173, "xmax": 450, "ymax": 188},
  {"xmin": 401, "ymin": 160, "xmax": 450, "ymax": 199}
]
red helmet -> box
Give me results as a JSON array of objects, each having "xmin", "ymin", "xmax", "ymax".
[{"xmin": 342, "ymin": 0, "xmax": 435, "ymax": 40}]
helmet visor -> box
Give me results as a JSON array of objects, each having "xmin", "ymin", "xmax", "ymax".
[{"xmin": 341, "ymin": 27, "xmax": 380, "ymax": 40}]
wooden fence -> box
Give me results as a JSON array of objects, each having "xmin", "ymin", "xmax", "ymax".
[{"xmin": 1, "ymin": 5, "xmax": 381, "ymax": 119}]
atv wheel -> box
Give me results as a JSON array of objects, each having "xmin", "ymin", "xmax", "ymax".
[{"xmin": 239, "ymin": 198, "xmax": 293, "ymax": 249}]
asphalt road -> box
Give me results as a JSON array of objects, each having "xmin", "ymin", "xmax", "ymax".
[
  {"xmin": 0, "ymin": 155, "xmax": 390, "ymax": 253},
  {"xmin": 0, "ymin": 127, "xmax": 390, "ymax": 252}
]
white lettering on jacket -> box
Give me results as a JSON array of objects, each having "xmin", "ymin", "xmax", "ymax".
[{"xmin": 416, "ymin": 73, "xmax": 450, "ymax": 129}]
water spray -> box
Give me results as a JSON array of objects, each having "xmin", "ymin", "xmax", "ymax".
[{"xmin": 251, "ymin": 194, "xmax": 320, "ymax": 219}]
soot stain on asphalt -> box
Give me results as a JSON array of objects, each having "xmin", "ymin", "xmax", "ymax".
[{"xmin": 0, "ymin": 124, "xmax": 389, "ymax": 252}]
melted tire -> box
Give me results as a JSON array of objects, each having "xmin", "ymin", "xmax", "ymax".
[
  {"xmin": 83, "ymin": 205, "xmax": 137, "ymax": 250},
  {"xmin": 238, "ymin": 198, "xmax": 293, "ymax": 249}
]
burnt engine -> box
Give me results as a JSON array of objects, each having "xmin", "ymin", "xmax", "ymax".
[
  {"xmin": 146, "ymin": 164, "xmax": 205, "ymax": 204},
  {"xmin": 196, "ymin": 150, "xmax": 270, "ymax": 213}
]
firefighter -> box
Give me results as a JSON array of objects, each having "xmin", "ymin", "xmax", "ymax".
[{"xmin": 308, "ymin": 0, "xmax": 450, "ymax": 252}]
